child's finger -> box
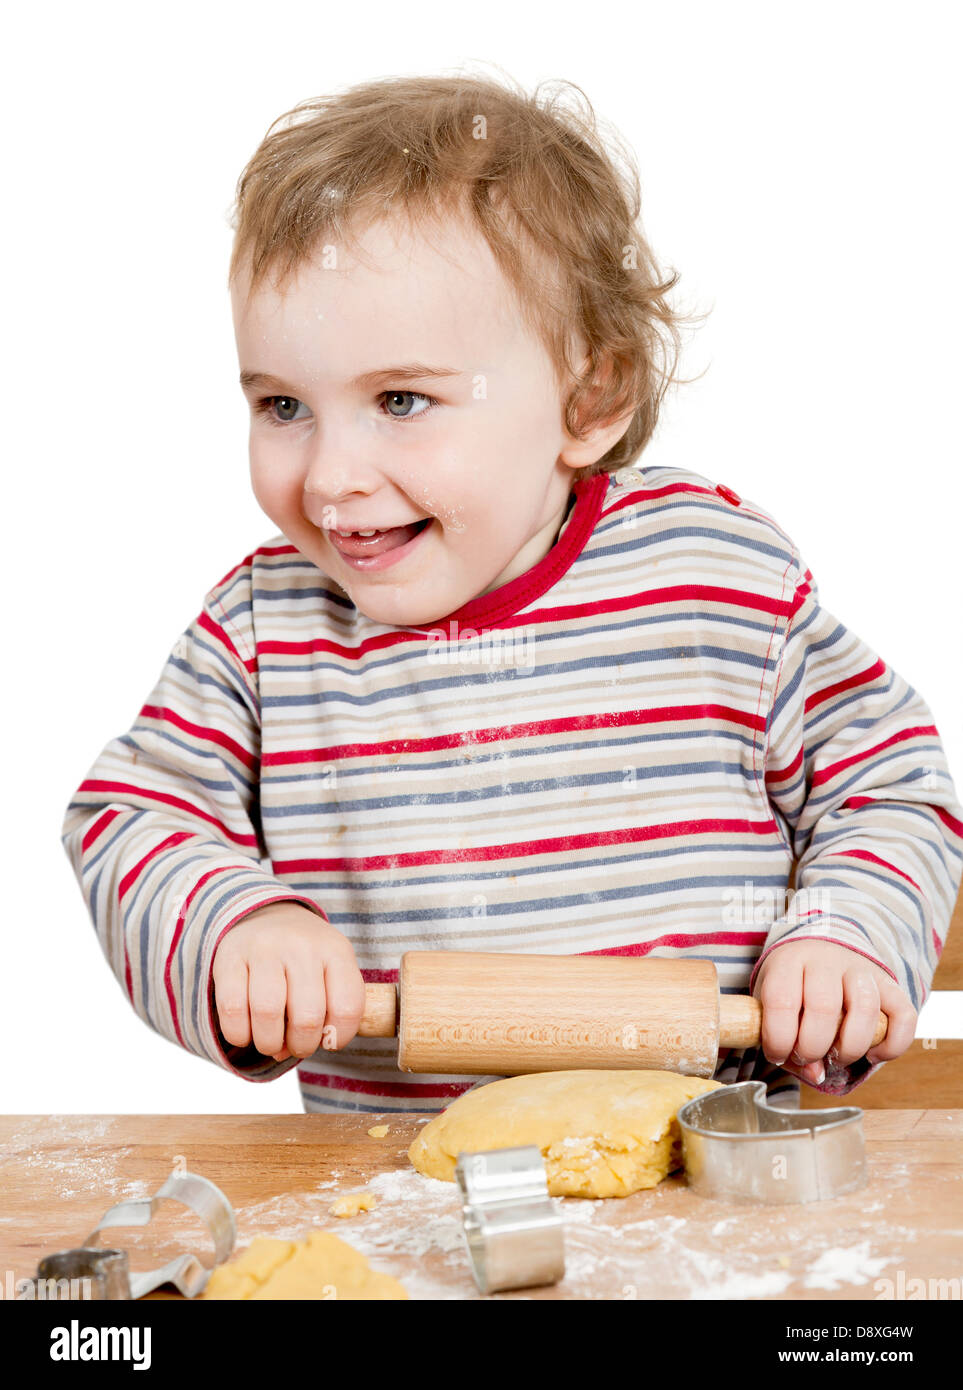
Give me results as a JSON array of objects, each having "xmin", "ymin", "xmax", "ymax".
[
  {"xmin": 282, "ymin": 963, "xmax": 327, "ymax": 1058},
  {"xmin": 794, "ymin": 960, "xmax": 844, "ymax": 1065},
  {"xmin": 321, "ymin": 953, "xmax": 368, "ymax": 1050},
  {"xmin": 248, "ymin": 956, "xmax": 288, "ymax": 1057},
  {"xmin": 784, "ymin": 1054, "xmax": 828, "ymax": 1087},
  {"xmin": 212, "ymin": 954, "xmax": 252, "ymax": 1048},
  {"xmin": 754, "ymin": 952, "xmax": 804, "ymax": 1065},
  {"xmin": 865, "ymin": 976, "xmax": 917, "ymax": 1064},
  {"xmin": 828, "ymin": 968, "xmax": 880, "ymax": 1066}
]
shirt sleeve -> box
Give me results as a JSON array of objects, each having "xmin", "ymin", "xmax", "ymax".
[
  {"xmin": 60, "ymin": 593, "xmax": 329, "ymax": 1082},
  {"xmin": 750, "ymin": 554, "xmax": 963, "ymax": 1095}
]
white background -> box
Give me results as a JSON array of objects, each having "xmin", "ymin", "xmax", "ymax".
[{"xmin": 3, "ymin": 1, "xmax": 960, "ymax": 1112}]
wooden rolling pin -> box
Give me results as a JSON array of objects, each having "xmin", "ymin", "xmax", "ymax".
[{"xmin": 357, "ymin": 951, "xmax": 888, "ymax": 1078}]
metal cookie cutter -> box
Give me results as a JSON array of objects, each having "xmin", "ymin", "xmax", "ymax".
[
  {"xmin": 455, "ymin": 1146, "xmax": 566, "ymax": 1294},
  {"xmin": 37, "ymin": 1169, "xmax": 236, "ymax": 1299},
  {"xmin": 677, "ymin": 1081, "xmax": 868, "ymax": 1205}
]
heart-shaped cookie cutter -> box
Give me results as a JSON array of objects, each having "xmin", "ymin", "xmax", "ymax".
[
  {"xmin": 676, "ymin": 1081, "xmax": 868, "ymax": 1204},
  {"xmin": 37, "ymin": 1169, "xmax": 236, "ymax": 1299}
]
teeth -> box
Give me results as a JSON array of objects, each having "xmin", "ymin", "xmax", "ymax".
[{"xmin": 328, "ymin": 521, "xmax": 430, "ymax": 539}]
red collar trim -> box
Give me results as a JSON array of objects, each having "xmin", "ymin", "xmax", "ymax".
[{"xmin": 418, "ymin": 471, "xmax": 609, "ymax": 635}]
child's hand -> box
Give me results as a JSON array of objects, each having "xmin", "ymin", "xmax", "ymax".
[
  {"xmin": 212, "ymin": 902, "xmax": 366, "ymax": 1062},
  {"xmin": 752, "ymin": 940, "xmax": 917, "ymax": 1087}
]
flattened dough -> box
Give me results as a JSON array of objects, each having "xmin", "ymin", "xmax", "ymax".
[
  {"xmin": 200, "ymin": 1231, "xmax": 407, "ymax": 1300},
  {"xmin": 408, "ymin": 1069, "xmax": 723, "ymax": 1198}
]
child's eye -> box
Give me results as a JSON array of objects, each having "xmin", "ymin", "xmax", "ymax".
[
  {"xmin": 380, "ymin": 390, "xmax": 438, "ymax": 421},
  {"xmin": 252, "ymin": 390, "xmax": 438, "ymax": 427},
  {"xmin": 253, "ymin": 396, "xmax": 310, "ymax": 426}
]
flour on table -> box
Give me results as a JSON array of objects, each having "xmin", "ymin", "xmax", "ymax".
[
  {"xmin": 802, "ymin": 1242, "xmax": 894, "ymax": 1290},
  {"xmin": 4, "ymin": 1118, "xmax": 142, "ymax": 1203},
  {"xmin": 186, "ymin": 1126, "xmax": 941, "ymax": 1300}
]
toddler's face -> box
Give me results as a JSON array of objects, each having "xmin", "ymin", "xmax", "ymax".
[{"xmin": 231, "ymin": 210, "xmax": 602, "ymax": 627}]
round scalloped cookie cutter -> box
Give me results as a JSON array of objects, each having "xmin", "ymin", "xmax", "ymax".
[
  {"xmin": 455, "ymin": 1146, "xmax": 566, "ymax": 1294},
  {"xmin": 677, "ymin": 1080, "xmax": 868, "ymax": 1204},
  {"xmin": 36, "ymin": 1169, "xmax": 236, "ymax": 1299}
]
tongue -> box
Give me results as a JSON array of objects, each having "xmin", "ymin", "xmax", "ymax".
[{"xmin": 337, "ymin": 520, "xmax": 427, "ymax": 558}]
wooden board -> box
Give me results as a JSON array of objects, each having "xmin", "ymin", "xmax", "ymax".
[{"xmin": 1, "ymin": 1112, "xmax": 961, "ymax": 1300}]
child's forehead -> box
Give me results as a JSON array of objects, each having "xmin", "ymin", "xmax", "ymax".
[{"xmin": 232, "ymin": 209, "xmax": 531, "ymax": 353}]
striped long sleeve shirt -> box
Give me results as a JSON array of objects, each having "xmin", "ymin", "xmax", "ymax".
[{"xmin": 61, "ymin": 464, "xmax": 963, "ymax": 1112}]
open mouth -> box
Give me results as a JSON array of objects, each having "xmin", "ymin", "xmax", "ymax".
[{"xmin": 326, "ymin": 516, "xmax": 433, "ymax": 565}]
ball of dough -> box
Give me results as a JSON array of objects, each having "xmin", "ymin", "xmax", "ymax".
[{"xmin": 408, "ymin": 1069, "xmax": 723, "ymax": 1198}]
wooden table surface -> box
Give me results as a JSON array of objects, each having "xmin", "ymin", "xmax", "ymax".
[{"xmin": 2, "ymin": 1112, "xmax": 961, "ymax": 1301}]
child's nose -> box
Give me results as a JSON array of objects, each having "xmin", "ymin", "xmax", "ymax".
[{"xmin": 301, "ymin": 439, "xmax": 385, "ymax": 519}]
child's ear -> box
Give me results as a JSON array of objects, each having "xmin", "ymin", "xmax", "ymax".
[{"xmin": 558, "ymin": 350, "xmax": 636, "ymax": 471}]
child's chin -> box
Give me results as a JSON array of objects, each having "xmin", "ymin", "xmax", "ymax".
[{"xmin": 350, "ymin": 588, "xmax": 457, "ymax": 629}]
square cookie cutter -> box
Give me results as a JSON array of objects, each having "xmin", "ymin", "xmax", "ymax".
[
  {"xmin": 455, "ymin": 1146, "xmax": 566, "ymax": 1294},
  {"xmin": 36, "ymin": 1169, "xmax": 236, "ymax": 1299},
  {"xmin": 676, "ymin": 1080, "xmax": 868, "ymax": 1204}
]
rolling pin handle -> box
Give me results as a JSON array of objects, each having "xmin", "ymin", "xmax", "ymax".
[
  {"xmin": 358, "ymin": 982, "xmax": 399, "ymax": 1038},
  {"xmin": 719, "ymin": 996, "xmax": 888, "ymax": 1051},
  {"xmin": 871, "ymin": 1012, "xmax": 888, "ymax": 1047}
]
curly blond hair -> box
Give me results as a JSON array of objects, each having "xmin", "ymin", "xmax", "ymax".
[{"xmin": 229, "ymin": 67, "xmax": 706, "ymax": 474}]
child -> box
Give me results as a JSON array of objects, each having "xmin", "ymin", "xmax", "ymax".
[{"xmin": 61, "ymin": 73, "xmax": 963, "ymax": 1113}]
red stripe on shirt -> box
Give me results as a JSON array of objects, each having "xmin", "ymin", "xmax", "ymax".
[
  {"xmin": 804, "ymin": 659, "xmax": 886, "ymax": 713},
  {"xmin": 296, "ymin": 1070, "xmax": 476, "ymax": 1099},
  {"xmin": 274, "ymin": 816, "xmax": 778, "ymax": 873},
  {"xmin": 264, "ymin": 704, "xmax": 765, "ymax": 767},
  {"xmin": 82, "ymin": 806, "xmax": 121, "ymax": 854},
  {"xmin": 811, "ymin": 726, "xmax": 938, "ymax": 788},
  {"xmin": 139, "ymin": 705, "xmax": 258, "ymax": 771},
  {"xmin": 118, "ymin": 829, "xmax": 195, "ymax": 902},
  {"xmin": 79, "ymin": 780, "xmax": 259, "ymax": 849},
  {"xmin": 198, "ymin": 607, "xmax": 258, "ymax": 677},
  {"xmin": 822, "ymin": 849, "xmax": 922, "ymax": 892}
]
